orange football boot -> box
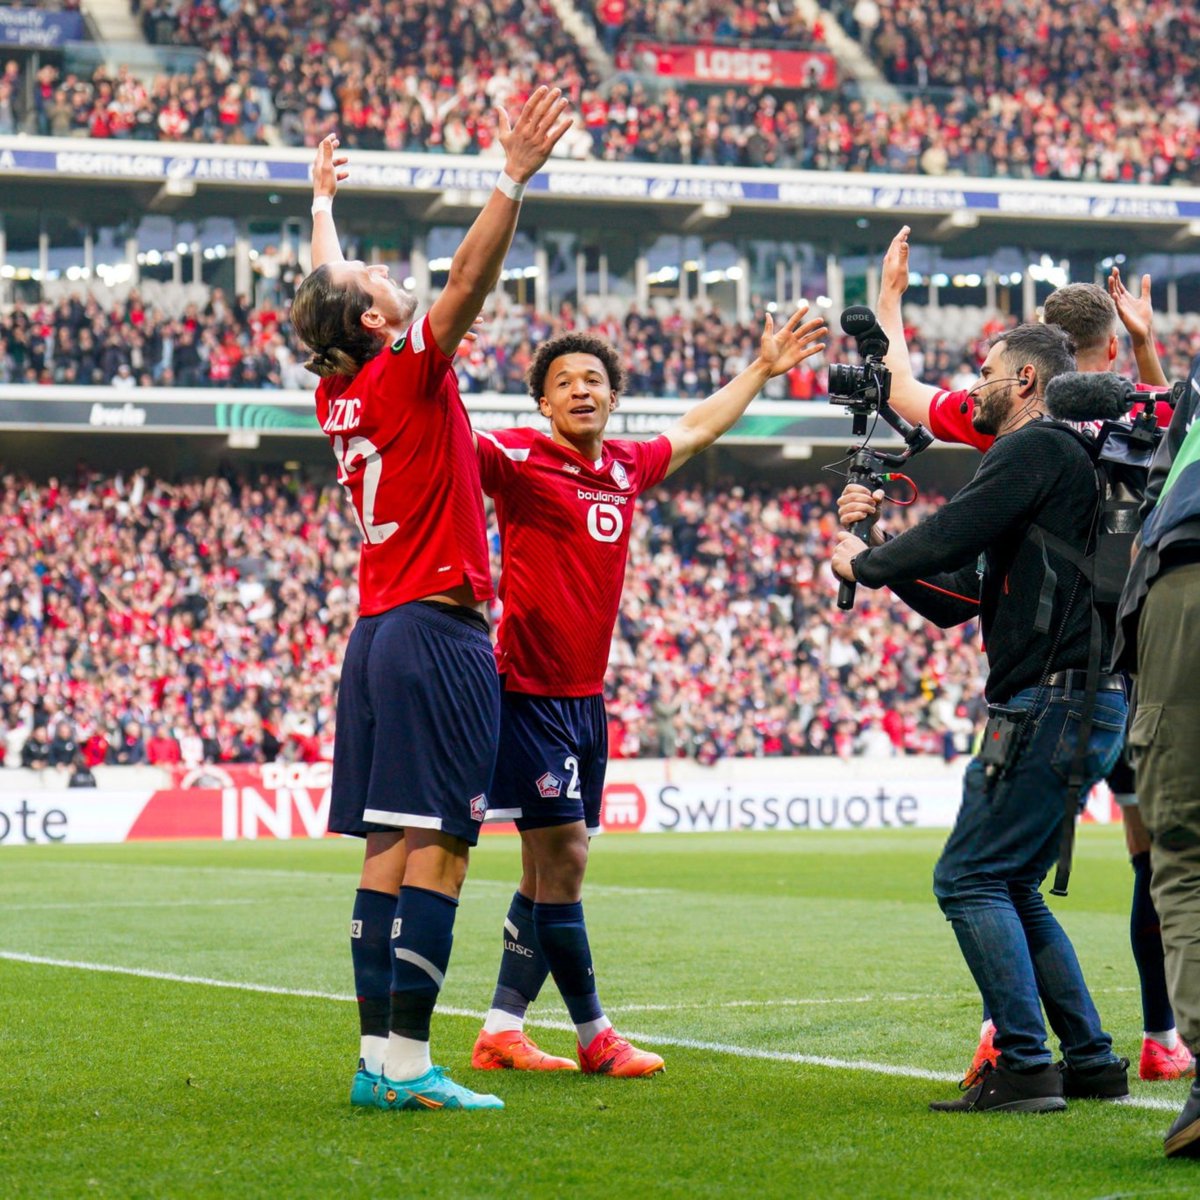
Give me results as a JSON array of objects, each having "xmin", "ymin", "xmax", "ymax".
[
  {"xmin": 962, "ymin": 1020, "xmax": 999, "ymax": 1088},
  {"xmin": 471, "ymin": 1028, "xmax": 578, "ymax": 1072},
  {"xmin": 578, "ymin": 1028, "xmax": 665, "ymax": 1078}
]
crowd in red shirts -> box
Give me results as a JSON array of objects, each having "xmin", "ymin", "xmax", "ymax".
[
  {"xmin": 1, "ymin": 464, "xmax": 986, "ymax": 770},
  {"xmin": 6, "ymin": 292, "xmax": 1200, "ymax": 400},
  {"xmin": 830, "ymin": 0, "xmax": 1200, "ymax": 183},
  {"xmin": 0, "ymin": 289, "xmax": 309, "ymax": 388},
  {"xmin": 0, "ymin": 0, "xmax": 1194, "ymax": 181},
  {"xmin": 2, "ymin": 469, "xmax": 351, "ymax": 772},
  {"xmin": 592, "ymin": 0, "xmax": 820, "ymax": 52},
  {"xmin": 604, "ymin": 482, "xmax": 986, "ymax": 762}
]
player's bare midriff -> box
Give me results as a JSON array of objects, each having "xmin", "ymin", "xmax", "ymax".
[{"xmin": 418, "ymin": 583, "xmax": 486, "ymax": 611}]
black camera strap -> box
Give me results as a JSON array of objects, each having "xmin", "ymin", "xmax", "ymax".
[{"xmin": 1027, "ymin": 497, "xmax": 1105, "ymax": 898}]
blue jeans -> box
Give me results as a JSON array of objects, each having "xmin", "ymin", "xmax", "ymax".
[{"xmin": 933, "ymin": 684, "xmax": 1128, "ymax": 1071}]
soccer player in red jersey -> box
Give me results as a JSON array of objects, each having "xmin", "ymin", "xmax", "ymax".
[
  {"xmin": 876, "ymin": 225, "xmax": 1172, "ymax": 451},
  {"xmin": 291, "ymin": 89, "xmax": 571, "ymax": 1113},
  {"xmin": 469, "ymin": 306, "xmax": 827, "ymax": 1077},
  {"xmin": 870, "ymin": 225, "xmax": 1193, "ymax": 1085}
]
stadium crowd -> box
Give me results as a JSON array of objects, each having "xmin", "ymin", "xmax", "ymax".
[
  {"xmin": 828, "ymin": 0, "xmax": 1200, "ymax": 183},
  {"xmin": 592, "ymin": 0, "xmax": 822, "ymax": 50},
  {"xmin": 5, "ymin": 293, "xmax": 1200, "ymax": 396},
  {"xmin": 0, "ymin": 0, "xmax": 1193, "ymax": 180},
  {"xmin": 0, "ymin": 290, "xmax": 310, "ymax": 389},
  {"xmin": 0, "ymin": 467, "xmax": 984, "ymax": 771}
]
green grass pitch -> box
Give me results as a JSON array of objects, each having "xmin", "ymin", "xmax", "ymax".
[{"xmin": 1, "ymin": 828, "xmax": 1195, "ymax": 1198}]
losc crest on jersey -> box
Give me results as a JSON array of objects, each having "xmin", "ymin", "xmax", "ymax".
[{"xmin": 610, "ymin": 461, "xmax": 630, "ymax": 489}]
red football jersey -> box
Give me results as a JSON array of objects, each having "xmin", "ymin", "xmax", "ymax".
[
  {"xmin": 315, "ymin": 314, "xmax": 492, "ymax": 616},
  {"xmin": 929, "ymin": 381, "xmax": 1172, "ymax": 452},
  {"xmin": 476, "ymin": 428, "xmax": 673, "ymax": 696}
]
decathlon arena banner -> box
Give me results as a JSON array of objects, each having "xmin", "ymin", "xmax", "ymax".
[{"xmin": 0, "ymin": 759, "xmax": 1118, "ymax": 846}]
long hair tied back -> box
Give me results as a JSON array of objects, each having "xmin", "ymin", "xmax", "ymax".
[{"xmin": 291, "ymin": 265, "xmax": 382, "ymax": 379}]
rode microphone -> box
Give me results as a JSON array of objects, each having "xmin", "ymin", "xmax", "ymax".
[
  {"xmin": 1044, "ymin": 372, "xmax": 1138, "ymax": 423},
  {"xmin": 840, "ymin": 306, "xmax": 889, "ymax": 360}
]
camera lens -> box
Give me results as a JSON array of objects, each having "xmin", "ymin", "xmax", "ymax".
[{"xmin": 828, "ymin": 363, "xmax": 863, "ymax": 398}]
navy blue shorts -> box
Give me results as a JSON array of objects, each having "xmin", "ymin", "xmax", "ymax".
[
  {"xmin": 328, "ymin": 602, "xmax": 500, "ymax": 846},
  {"xmin": 489, "ymin": 689, "xmax": 608, "ymax": 835}
]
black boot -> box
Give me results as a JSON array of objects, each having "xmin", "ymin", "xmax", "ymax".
[
  {"xmin": 1059, "ymin": 1057, "xmax": 1130, "ymax": 1101},
  {"xmin": 929, "ymin": 1061, "xmax": 1066, "ymax": 1113},
  {"xmin": 1165, "ymin": 1081, "xmax": 1200, "ymax": 1158}
]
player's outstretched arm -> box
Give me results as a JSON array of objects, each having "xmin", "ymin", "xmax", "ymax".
[
  {"xmin": 310, "ymin": 133, "xmax": 349, "ymax": 269},
  {"xmin": 1108, "ymin": 266, "xmax": 1168, "ymax": 388},
  {"xmin": 877, "ymin": 226, "xmax": 940, "ymax": 426},
  {"xmin": 662, "ymin": 303, "xmax": 826, "ymax": 477},
  {"xmin": 428, "ymin": 86, "xmax": 571, "ymax": 357}
]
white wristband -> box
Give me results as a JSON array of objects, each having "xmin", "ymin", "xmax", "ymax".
[
  {"xmin": 311, "ymin": 196, "xmax": 333, "ymax": 215},
  {"xmin": 496, "ymin": 172, "xmax": 526, "ymax": 202}
]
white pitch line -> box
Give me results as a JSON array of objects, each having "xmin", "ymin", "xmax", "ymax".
[
  {"xmin": 607, "ymin": 986, "xmax": 1141, "ymax": 1013},
  {"xmin": 0, "ymin": 951, "xmax": 1181, "ymax": 1113},
  {"xmin": 608, "ymin": 994, "xmax": 958, "ymax": 1012}
]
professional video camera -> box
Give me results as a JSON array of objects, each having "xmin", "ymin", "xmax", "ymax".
[
  {"xmin": 829, "ymin": 306, "xmax": 934, "ymax": 611},
  {"xmin": 1044, "ymin": 371, "xmax": 1182, "ymax": 606}
]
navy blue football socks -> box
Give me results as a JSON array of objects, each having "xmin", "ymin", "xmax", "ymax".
[
  {"xmin": 389, "ymin": 885, "xmax": 458, "ymax": 1041},
  {"xmin": 534, "ymin": 900, "xmax": 604, "ymax": 1025},
  {"xmin": 1131, "ymin": 851, "xmax": 1175, "ymax": 1034},
  {"xmin": 350, "ymin": 888, "xmax": 394, "ymax": 1041},
  {"xmin": 491, "ymin": 891, "xmax": 550, "ymax": 1018}
]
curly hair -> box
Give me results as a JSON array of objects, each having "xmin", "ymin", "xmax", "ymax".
[
  {"xmin": 527, "ymin": 333, "xmax": 626, "ymax": 405},
  {"xmin": 290, "ymin": 265, "xmax": 383, "ymax": 379}
]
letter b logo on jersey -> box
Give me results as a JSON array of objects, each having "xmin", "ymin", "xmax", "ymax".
[{"xmin": 587, "ymin": 502, "xmax": 624, "ymax": 543}]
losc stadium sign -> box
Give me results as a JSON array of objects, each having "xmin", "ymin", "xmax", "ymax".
[{"xmin": 0, "ymin": 758, "xmax": 1117, "ymax": 845}]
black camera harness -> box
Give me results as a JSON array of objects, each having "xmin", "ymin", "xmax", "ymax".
[{"xmin": 1013, "ymin": 421, "xmax": 1114, "ymax": 897}]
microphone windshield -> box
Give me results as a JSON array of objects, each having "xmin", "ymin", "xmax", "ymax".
[
  {"xmin": 840, "ymin": 306, "xmax": 889, "ymax": 357},
  {"xmin": 1044, "ymin": 372, "xmax": 1137, "ymax": 423}
]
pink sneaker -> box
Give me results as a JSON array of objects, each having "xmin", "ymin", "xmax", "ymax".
[{"xmin": 1140, "ymin": 1036, "xmax": 1196, "ymax": 1082}]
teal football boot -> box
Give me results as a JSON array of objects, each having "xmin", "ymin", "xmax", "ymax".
[
  {"xmin": 375, "ymin": 1065, "xmax": 504, "ymax": 1111},
  {"xmin": 350, "ymin": 1062, "xmax": 381, "ymax": 1108}
]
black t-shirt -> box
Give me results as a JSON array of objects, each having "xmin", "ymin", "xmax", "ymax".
[{"xmin": 854, "ymin": 420, "xmax": 1103, "ymax": 704}]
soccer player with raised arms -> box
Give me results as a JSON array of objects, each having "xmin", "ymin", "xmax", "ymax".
[
  {"xmin": 290, "ymin": 89, "xmax": 570, "ymax": 1113},
  {"xmin": 470, "ymin": 306, "xmax": 826, "ymax": 1076}
]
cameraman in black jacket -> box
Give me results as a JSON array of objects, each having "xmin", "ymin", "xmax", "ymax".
[{"xmin": 831, "ymin": 323, "xmax": 1130, "ymax": 1113}]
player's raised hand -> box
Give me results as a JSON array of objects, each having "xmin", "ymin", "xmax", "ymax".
[
  {"xmin": 1108, "ymin": 265, "xmax": 1155, "ymax": 343},
  {"xmin": 880, "ymin": 226, "xmax": 911, "ymax": 299},
  {"xmin": 497, "ymin": 86, "xmax": 573, "ymax": 183},
  {"xmin": 312, "ymin": 132, "xmax": 349, "ymax": 200},
  {"xmin": 454, "ymin": 316, "xmax": 486, "ymax": 358},
  {"xmin": 758, "ymin": 302, "xmax": 827, "ymax": 378}
]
